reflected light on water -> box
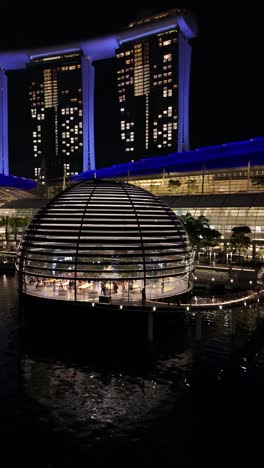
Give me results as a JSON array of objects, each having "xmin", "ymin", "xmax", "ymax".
[{"xmin": 1, "ymin": 274, "xmax": 264, "ymax": 465}]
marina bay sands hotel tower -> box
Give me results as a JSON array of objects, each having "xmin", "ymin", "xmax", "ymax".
[{"xmin": 0, "ymin": 8, "xmax": 197, "ymax": 182}]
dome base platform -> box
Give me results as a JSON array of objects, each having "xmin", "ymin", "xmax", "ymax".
[{"xmin": 18, "ymin": 291, "xmax": 187, "ymax": 345}]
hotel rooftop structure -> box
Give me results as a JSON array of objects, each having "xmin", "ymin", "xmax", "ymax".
[{"xmin": 0, "ymin": 8, "xmax": 197, "ymax": 179}]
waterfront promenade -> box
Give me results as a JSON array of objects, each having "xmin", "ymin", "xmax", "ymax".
[{"xmin": 20, "ymin": 263, "xmax": 263, "ymax": 313}]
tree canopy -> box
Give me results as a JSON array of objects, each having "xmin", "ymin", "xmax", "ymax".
[
  {"xmin": 251, "ymin": 175, "xmax": 264, "ymax": 187},
  {"xmin": 230, "ymin": 225, "xmax": 251, "ymax": 255},
  {"xmin": 180, "ymin": 213, "xmax": 221, "ymax": 251}
]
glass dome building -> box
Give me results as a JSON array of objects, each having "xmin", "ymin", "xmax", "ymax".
[{"xmin": 16, "ymin": 180, "xmax": 194, "ymax": 305}]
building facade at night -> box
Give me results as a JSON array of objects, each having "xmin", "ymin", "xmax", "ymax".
[
  {"xmin": 116, "ymin": 9, "xmax": 195, "ymax": 157},
  {"xmin": 0, "ymin": 9, "xmax": 197, "ymax": 182},
  {"xmin": 71, "ymin": 137, "xmax": 264, "ymax": 257},
  {"xmin": 27, "ymin": 53, "xmax": 86, "ymax": 183}
]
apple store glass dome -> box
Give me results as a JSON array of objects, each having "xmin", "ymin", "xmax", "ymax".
[{"xmin": 16, "ymin": 180, "xmax": 194, "ymax": 304}]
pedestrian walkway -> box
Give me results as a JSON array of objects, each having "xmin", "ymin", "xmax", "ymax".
[{"xmin": 181, "ymin": 289, "xmax": 264, "ymax": 309}]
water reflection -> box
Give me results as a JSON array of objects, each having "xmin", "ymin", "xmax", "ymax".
[
  {"xmin": 2, "ymin": 274, "xmax": 264, "ymax": 466},
  {"xmin": 18, "ymin": 310, "xmax": 192, "ymax": 464}
]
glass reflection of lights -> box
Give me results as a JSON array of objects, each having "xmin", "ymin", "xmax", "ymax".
[{"xmin": 16, "ymin": 179, "xmax": 194, "ymax": 305}]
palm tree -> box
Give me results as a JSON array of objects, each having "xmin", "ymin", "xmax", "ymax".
[
  {"xmin": 0, "ymin": 216, "xmax": 10, "ymax": 250},
  {"xmin": 0, "ymin": 216, "xmax": 31, "ymax": 251},
  {"xmin": 251, "ymin": 175, "xmax": 264, "ymax": 188},
  {"xmin": 180, "ymin": 213, "xmax": 221, "ymax": 259},
  {"xmin": 188, "ymin": 178, "xmax": 198, "ymax": 194},
  {"xmin": 168, "ymin": 179, "xmax": 181, "ymax": 192},
  {"xmin": 10, "ymin": 218, "xmax": 30, "ymax": 246},
  {"xmin": 230, "ymin": 225, "xmax": 251, "ymax": 260}
]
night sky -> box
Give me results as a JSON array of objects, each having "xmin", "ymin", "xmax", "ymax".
[{"xmin": 2, "ymin": 3, "xmax": 264, "ymax": 173}]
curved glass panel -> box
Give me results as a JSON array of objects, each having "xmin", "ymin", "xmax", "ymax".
[{"xmin": 16, "ymin": 180, "xmax": 194, "ymax": 303}]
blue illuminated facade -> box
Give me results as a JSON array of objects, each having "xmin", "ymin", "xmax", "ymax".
[
  {"xmin": 69, "ymin": 136, "xmax": 264, "ymax": 259},
  {"xmin": 71, "ymin": 137, "xmax": 264, "ymax": 181},
  {"xmin": 0, "ymin": 173, "xmax": 37, "ymax": 190},
  {"xmin": 0, "ymin": 70, "xmax": 8, "ymax": 175},
  {"xmin": 81, "ymin": 56, "xmax": 95, "ymax": 172},
  {"xmin": 0, "ymin": 9, "xmax": 197, "ymax": 178}
]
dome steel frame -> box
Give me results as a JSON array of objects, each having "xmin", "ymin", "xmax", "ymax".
[{"xmin": 16, "ymin": 179, "xmax": 194, "ymax": 304}]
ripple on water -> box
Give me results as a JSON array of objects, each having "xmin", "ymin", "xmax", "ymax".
[{"xmin": 1, "ymin": 274, "xmax": 264, "ymax": 465}]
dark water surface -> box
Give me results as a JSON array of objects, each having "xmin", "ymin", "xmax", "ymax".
[{"xmin": 1, "ymin": 274, "xmax": 264, "ymax": 467}]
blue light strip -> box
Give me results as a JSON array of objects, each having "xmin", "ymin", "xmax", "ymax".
[
  {"xmin": 0, "ymin": 173, "xmax": 37, "ymax": 189},
  {"xmin": 29, "ymin": 48, "xmax": 80, "ymax": 60},
  {"xmin": 71, "ymin": 137, "xmax": 264, "ymax": 182},
  {"xmin": 0, "ymin": 71, "xmax": 9, "ymax": 175},
  {"xmin": 81, "ymin": 56, "xmax": 95, "ymax": 171}
]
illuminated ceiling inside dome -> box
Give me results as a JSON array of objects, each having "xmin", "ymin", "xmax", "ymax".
[{"xmin": 16, "ymin": 179, "xmax": 194, "ymax": 303}]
